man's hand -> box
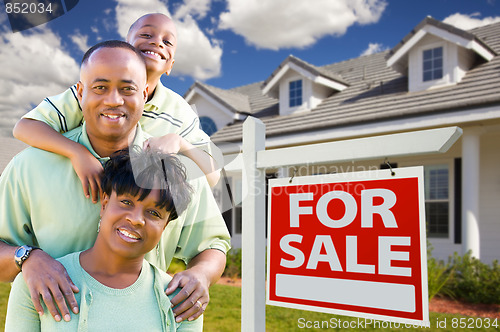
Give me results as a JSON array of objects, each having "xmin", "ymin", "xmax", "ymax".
[
  {"xmin": 166, "ymin": 268, "xmax": 209, "ymax": 322},
  {"xmin": 165, "ymin": 249, "xmax": 226, "ymax": 322},
  {"xmin": 21, "ymin": 249, "xmax": 79, "ymax": 322},
  {"xmin": 69, "ymin": 146, "xmax": 103, "ymax": 203}
]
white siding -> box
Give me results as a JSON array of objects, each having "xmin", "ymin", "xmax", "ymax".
[
  {"xmin": 189, "ymin": 94, "xmax": 233, "ymax": 133},
  {"xmin": 479, "ymin": 130, "xmax": 500, "ymax": 264},
  {"xmin": 278, "ymin": 71, "xmax": 311, "ymax": 116},
  {"xmin": 408, "ymin": 34, "xmax": 479, "ymax": 93}
]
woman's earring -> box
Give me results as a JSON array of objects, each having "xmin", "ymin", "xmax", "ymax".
[
  {"xmin": 156, "ymin": 243, "xmax": 160, "ymax": 257},
  {"xmin": 97, "ymin": 219, "xmax": 101, "ymax": 233}
]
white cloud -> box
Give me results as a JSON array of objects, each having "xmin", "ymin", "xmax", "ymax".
[
  {"xmin": 443, "ymin": 12, "xmax": 500, "ymax": 30},
  {"xmin": 173, "ymin": 0, "xmax": 211, "ymax": 20},
  {"xmin": 114, "ymin": 0, "xmax": 171, "ymax": 39},
  {"xmin": 219, "ymin": 0, "xmax": 387, "ymax": 50},
  {"xmin": 360, "ymin": 42, "xmax": 386, "ymax": 56},
  {"xmin": 173, "ymin": 15, "xmax": 222, "ymax": 80},
  {"xmin": 0, "ymin": 26, "xmax": 79, "ymax": 135},
  {"xmin": 114, "ymin": 0, "xmax": 222, "ymax": 80},
  {"xmin": 70, "ymin": 31, "xmax": 90, "ymax": 52}
]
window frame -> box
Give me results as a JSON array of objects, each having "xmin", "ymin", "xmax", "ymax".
[
  {"xmin": 409, "ymin": 40, "xmax": 452, "ymax": 92},
  {"xmin": 199, "ymin": 116, "xmax": 218, "ymax": 136},
  {"xmin": 288, "ymin": 79, "xmax": 303, "ymax": 108},
  {"xmin": 422, "ymin": 46, "xmax": 444, "ymax": 82},
  {"xmin": 424, "ymin": 163, "xmax": 451, "ymax": 239}
]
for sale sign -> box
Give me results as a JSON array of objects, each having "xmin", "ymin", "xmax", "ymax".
[{"xmin": 267, "ymin": 166, "xmax": 429, "ymax": 326}]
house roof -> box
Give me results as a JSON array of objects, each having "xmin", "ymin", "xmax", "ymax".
[
  {"xmin": 185, "ymin": 81, "xmax": 252, "ymax": 114},
  {"xmin": 261, "ymin": 55, "xmax": 349, "ymax": 97},
  {"xmin": 208, "ymin": 19, "xmax": 500, "ymax": 144}
]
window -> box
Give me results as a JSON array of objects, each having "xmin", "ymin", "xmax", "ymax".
[
  {"xmin": 232, "ymin": 173, "xmax": 276, "ymax": 236},
  {"xmin": 424, "ymin": 164, "xmax": 449, "ymax": 238},
  {"xmin": 289, "ymin": 79, "xmax": 302, "ymax": 107},
  {"xmin": 423, "ymin": 47, "xmax": 443, "ymax": 82},
  {"xmin": 199, "ymin": 116, "xmax": 217, "ymax": 136},
  {"xmin": 234, "ymin": 179, "xmax": 243, "ymax": 234}
]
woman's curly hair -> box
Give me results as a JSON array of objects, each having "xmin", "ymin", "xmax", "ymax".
[{"xmin": 101, "ymin": 147, "xmax": 193, "ymax": 222}]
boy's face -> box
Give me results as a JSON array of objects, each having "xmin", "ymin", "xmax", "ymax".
[
  {"xmin": 77, "ymin": 47, "xmax": 148, "ymax": 143},
  {"xmin": 99, "ymin": 190, "xmax": 170, "ymax": 259},
  {"xmin": 127, "ymin": 14, "xmax": 177, "ymax": 76}
]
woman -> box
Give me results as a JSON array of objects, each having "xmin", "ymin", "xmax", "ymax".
[{"xmin": 5, "ymin": 148, "xmax": 199, "ymax": 331}]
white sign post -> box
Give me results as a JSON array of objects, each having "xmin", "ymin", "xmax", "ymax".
[
  {"xmin": 267, "ymin": 167, "xmax": 429, "ymax": 326},
  {"xmin": 241, "ymin": 116, "xmax": 462, "ymax": 332}
]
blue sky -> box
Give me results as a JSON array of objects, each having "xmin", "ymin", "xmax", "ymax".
[{"xmin": 1, "ymin": 0, "xmax": 500, "ymax": 131}]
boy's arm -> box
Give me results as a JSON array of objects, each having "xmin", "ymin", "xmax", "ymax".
[
  {"xmin": 144, "ymin": 134, "xmax": 221, "ymax": 187},
  {"xmin": 13, "ymin": 119, "xmax": 103, "ymax": 202}
]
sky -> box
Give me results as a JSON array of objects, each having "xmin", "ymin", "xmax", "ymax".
[{"xmin": 1, "ymin": 0, "xmax": 500, "ymax": 135}]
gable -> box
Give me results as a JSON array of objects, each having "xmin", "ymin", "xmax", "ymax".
[{"xmin": 387, "ymin": 17, "xmax": 496, "ymax": 92}]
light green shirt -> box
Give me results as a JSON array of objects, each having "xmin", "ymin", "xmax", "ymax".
[
  {"xmin": 23, "ymin": 83, "xmax": 211, "ymax": 149},
  {"xmin": 5, "ymin": 252, "xmax": 203, "ymax": 332},
  {"xmin": 0, "ymin": 123, "xmax": 230, "ymax": 270}
]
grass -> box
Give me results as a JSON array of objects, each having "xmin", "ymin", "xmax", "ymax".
[
  {"xmin": 0, "ymin": 282, "xmax": 497, "ymax": 331},
  {"xmin": 0, "ymin": 283, "xmax": 10, "ymax": 329},
  {"xmin": 205, "ymin": 284, "xmax": 498, "ymax": 332}
]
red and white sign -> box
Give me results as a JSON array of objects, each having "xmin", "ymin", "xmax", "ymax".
[{"xmin": 267, "ymin": 167, "xmax": 429, "ymax": 325}]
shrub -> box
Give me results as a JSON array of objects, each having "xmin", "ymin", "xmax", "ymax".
[
  {"xmin": 427, "ymin": 256, "xmax": 454, "ymax": 301},
  {"xmin": 223, "ymin": 248, "xmax": 242, "ymax": 279},
  {"xmin": 446, "ymin": 251, "xmax": 500, "ymax": 304},
  {"xmin": 427, "ymin": 244, "xmax": 454, "ymax": 301},
  {"xmin": 167, "ymin": 257, "xmax": 186, "ymax": 274}
]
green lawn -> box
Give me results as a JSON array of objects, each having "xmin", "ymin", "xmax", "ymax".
[
  {"xmin": 0, "ymin": 282, "xmax": 497, "ymax": 331},
  {"xmin": 204, "ymin": 284, "xmax": 498, "ymax": 331}
]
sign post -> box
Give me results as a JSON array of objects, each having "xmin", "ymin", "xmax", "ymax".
[
  {"xmin": 267, "ymin": 167, "xmax": 429, "ymax": 326},
  {"xmin": 241, "ymin": 116, "xmax": 461, "ymax": 331}
]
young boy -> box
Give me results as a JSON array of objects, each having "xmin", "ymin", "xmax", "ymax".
[
  {"xmin": 5, "ymin": 148, "xmax": 202, "ymax": 331},
  {"xmin": 13, "ymin": 13, "xmax": 221, "ymax": 203}
]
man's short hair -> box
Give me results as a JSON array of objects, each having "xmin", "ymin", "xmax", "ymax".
[
  {"xmin": 81, "ymin": 40, "xmax": 146, "ymax": 68},
  {"xmin": 101, "ymin": 148, "xmax": 192, "ymax": 222}
]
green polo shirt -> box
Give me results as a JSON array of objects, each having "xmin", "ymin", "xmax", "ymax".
[
  {"xmin": 5, "ymin": 252, "xmax": 203, "ymax": 331},
  {"xmin": 23, "ymin": 82, "xmax": 212, "ymax": 150},
  {"xmin": 0, "ymin": 123, "xmax": 230, "ymax": 270}
]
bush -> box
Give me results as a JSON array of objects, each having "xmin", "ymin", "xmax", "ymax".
[
  {"xmin": 427, "ymin": 255, "xmax": 454, "ymax": 301},
  {"xmin": 223, "ymin": 248, "xmax": 242, "ymax": 279},
  {"xmin": 446, "ymin": 251, "xmax": 500, "ymax": 304},
  {"xmin": 167, "ymin": 258, "xmax": 186, "ymax": 274}
]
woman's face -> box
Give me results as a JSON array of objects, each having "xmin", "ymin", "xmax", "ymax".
[{"xmin": 99, "ymin": 189, "xmax": 170, "ymax": 259}]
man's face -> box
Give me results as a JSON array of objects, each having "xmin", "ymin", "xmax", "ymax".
[
  {"xmin": 127, "ymin": 14, "xmax": 177, "ymax": 76},
  {"xmin": 77, "ymin": 47, "xmax": 148, "ymax": 143}
]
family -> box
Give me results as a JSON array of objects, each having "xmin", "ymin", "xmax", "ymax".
[{"xmin": 0, "ymin": 13, "xmax": 231, "ymax": 331}]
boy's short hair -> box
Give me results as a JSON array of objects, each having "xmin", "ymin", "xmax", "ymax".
[
  {"xmin": 101, "ymin": 148, "xmax": 192, "ymax": 222},
  {"xmin": 81, "ymin": 40, "xmax": 146, "ymax": 68}
]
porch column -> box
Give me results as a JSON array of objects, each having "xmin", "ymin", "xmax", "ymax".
[{"xmin": 461, "ymin": 128, "xmax": 481, "ymax": 258}]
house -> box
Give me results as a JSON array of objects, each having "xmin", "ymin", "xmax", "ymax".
[{"xmin": 185, "ymin": 17, "xmax": 500, "ymax": 264}]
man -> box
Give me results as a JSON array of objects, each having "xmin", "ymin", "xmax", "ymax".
[{"xmin": 0, "ymin": 41, "xmax": 230, "ymax": 323}]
